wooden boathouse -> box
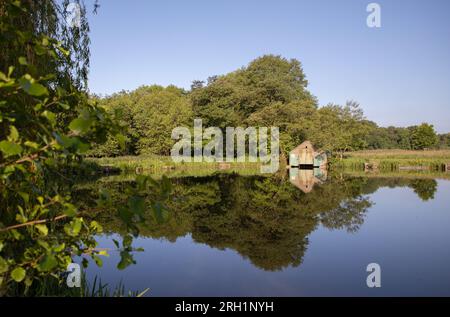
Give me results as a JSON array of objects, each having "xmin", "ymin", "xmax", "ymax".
[{"xmin": 289, "ymin": 141, "xmax": 327, "ymax": 168}]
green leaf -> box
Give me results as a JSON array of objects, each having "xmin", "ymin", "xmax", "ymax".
[
  {"xmin": 0, "ymin": 71, "xmax": 7, "ymax": 81},
  {"xmin": 63, "ymin": 203, "xmax": 77, "ymax": 217},
  {"xmin": 90, "ymin": 221, "xmax": 103, "ymax": 233},
  {"xmin": 58, "ymin": 102, "xmax": 70, "ymax": 110},
  {"xmin": 18, "ymin": 192, "xmax": 29, "ymax": 204},
  {"xmin": 24, "ymin": 277, "xmax": 33, "ymax": 287},
  {"xmin": 41, "ymin": 110, "xmax": 56, "ymax": 126},
  {"xmin": 64, "ymin": 218, "xmax": 83, "ymax": 237},
  {"xmin": 53, "ymin": 243, "xmax": 65, "ymax": 253},
  {"xmin": 11, "ymin": 267, "xmax": 26, "ymax": 282},
  {"xmin": 24, "ymin": 141, "xmax": 39, "ymax": 149},
  {"xmin": 35, "ymin": 224, "xmax": 48, "ymax": 236},
  {"xmin": 19, "ymin": 78, "xmax": 48, "ymax": 96},
  {"xmin": 92, "ymin": 254, "xmax": 103, "ymax": 267},
  {"xmin": 0, "ymin": 140, "xmax": 23, "ymax": 157},
  {"xmin": 54, "ymin": 133, "xmax": 75, "ymax": 148},
  {"xmin": 10, "ymin": 229, "xmax": 23, "ymax": 240},
  {"xmin": 8, "ymin": 66, "xmax": 14, "ymax": 77},
  {"xmin": 38, "ymin": 253, "xmax": 57, "ymax": 272},
  {"xmin": 69, "ymin": 117, "xmax": 93, "ymax": 134},
  {"xmin": 9, "ymin": 126, "xmax": 19, "ymax": 142},
  {"xmin": 117, "ymin": 251, "xmax": 135, "ymax": 270},
  {"xmin": 0, "ymin": 256, "xmax": 9, "ymax": 274},
  {"xmin": 37, "ymin": 239, "xmax": 50, "ymax": 251},
  {"xmin": 18, "ymin": 56, "xmax": 28, "ymax": 65},
  {"xmin": 4, "ymin": 165, "xmax": 15, "ymax": 174}
]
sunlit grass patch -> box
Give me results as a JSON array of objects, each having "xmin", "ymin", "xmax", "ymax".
[{"xmin": 333, "ymin": 149, "xmax": 450, "ymax": 171}]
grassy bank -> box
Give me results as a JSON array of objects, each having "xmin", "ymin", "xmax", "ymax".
[
  {"xmin": 88, "ymin": 155, "xmax": 263, "ymax": 176},
  {"xmin": 333, "ymin": 149, "xmax": 450, "ymax": 171},
  {"xmin": 89, "ymin": 150, "xmax": 450, "ymax": 177}
]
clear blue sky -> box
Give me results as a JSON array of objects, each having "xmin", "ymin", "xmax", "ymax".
[{"xmin": 86, "ymin": 0, "xmax": 450, "ymax": 132}]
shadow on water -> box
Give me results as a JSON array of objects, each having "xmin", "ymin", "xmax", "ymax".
[{"xmin": 72, "ymin": 168, "xmax": 441, "ymax": 272}]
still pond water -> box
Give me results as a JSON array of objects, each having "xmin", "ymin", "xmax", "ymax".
[{"xmin": 80, "ymin": 171, "xmax": 450, "ymax": 296}]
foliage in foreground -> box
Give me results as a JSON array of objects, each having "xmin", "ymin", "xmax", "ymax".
[
  {"xmin": 0, "ymin": 0, "xmax": 170, "ymax": 296},
  {"xmin": 7, "ymin": 269, "xmax": 149, "ymax": 297}
]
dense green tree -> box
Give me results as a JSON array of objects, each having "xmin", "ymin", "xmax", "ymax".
[
  {"xmin": 364, "ymin": 124, "xmax": 412, "ymax": 150},
  {"xmin": 190, "ymin": 55, "xmax": 315, "ymax": 129},
  {"xmin": 410, "ymin": 123, "xmax": 438, "ymax": 150},
  {"xmin": 246, "ymin": 99, "xmax": 317, "ymax": 154},
  {"xmin": 87, "ymin": 92, "xmax": 137, "ymax": 156},
  {"xmin": 132, "ymin": 85, "xmax": 193, "ymax": 156},
  {"xmin": 86, "ymin": 85, "xmax": 193, "ymax": 157},
  {"xmin": 309, "ymin": 101, "xmax": 370, "ymax": 157},
  {"xmin": 390, "ymin": 126, "xmax": 412, "ymax": 149}
]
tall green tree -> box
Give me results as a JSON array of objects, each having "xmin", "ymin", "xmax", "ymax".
[
  {"xmin": 132, "ymin": 85, "xmax": 193, "ymax": 156},
  {"xmin": 364, "ymin": 124, "xmax": 412, "ymax": 150},
  {"xmin": 246, "ymin": 99, "xmax": 317, "ymax": 154},
  {"xmin": 309, "ymin": 101, "xmax": 370, "ymax": 158},
  {"xmin": 410, "ymin": 123, "xmax": 438, "ymax": 150},
  {"xmin": 190, "ymin": 55, "xmax": 315, "ymax": 129},
  {"xmin": 88, "ymin": 91, "xmax": 138, "ymax": 157}
]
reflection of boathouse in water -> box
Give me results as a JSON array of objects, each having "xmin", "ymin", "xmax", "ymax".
[{"xmin": 288, "ymin": 141, "xmax": 328, "ymax": 193}]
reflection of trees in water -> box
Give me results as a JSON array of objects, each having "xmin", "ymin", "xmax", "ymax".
[
  {"xmin": 358, "ymin": 177, "xmax": 438, "ymax": 201},
  {"xmin": 319, "ymin": 198, "xmax": 371, "ymax": 233},
  {"xmin": 410, "ymin": 179, "xmax": 438, "ymax": 201},
  {"xmin": 188, "ymin": 176, "xmax": 316, "ymax": 270},
  {"xmin": 77, "ymin": 174, "xmax": 439, "ymax": 271}
]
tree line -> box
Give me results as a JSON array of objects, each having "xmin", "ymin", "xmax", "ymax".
[{"xmin": 88, "ymin": 55, "xmax": 448, "ymax": 158}]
